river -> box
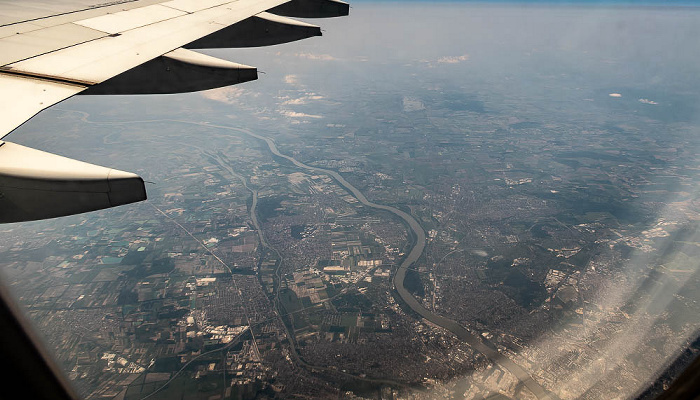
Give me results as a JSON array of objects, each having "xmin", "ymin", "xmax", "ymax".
[
  {"xmin": 209, "ymin": 123, "xmax": 555, "ymax": 400},
  {"xmin": 78, "ymin": 113, "xmax": 553, "ymax": 399}
]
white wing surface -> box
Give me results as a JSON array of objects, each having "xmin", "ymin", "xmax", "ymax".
[{"xmin": 0, "ymin": 0, "xmax": 348, "ymax": 223}]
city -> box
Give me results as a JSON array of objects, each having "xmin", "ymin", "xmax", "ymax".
[{"xmin": 1, "ymin": 3, "xmax": 700, "ymax": 400}]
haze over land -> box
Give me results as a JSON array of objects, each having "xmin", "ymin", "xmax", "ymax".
[{"xmin": 2, "ymin": 3, "xmax": 700, "ymax": 399}]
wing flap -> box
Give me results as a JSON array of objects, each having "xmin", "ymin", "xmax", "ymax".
[
  {"xmin": 73, "ymin": 4, "xmax": 187, "ymax": 35},
  {"xmin": 0, "ymin": 22, "xmax": 46, "ymax": 40},
  {"xmin": 161, "ymin": 0, "xmax": 233, "ymax": 13},
  {"xmin": 4, "ymin": 0, "xmax": 287, "ymax": 84},
  {"xmin": 0, "ymin": 74, "xmax": 86, "ymax": 138},
  {"xmin": 0, "ymin": 23, "xmax": 105, "ymax": 66},
  {"xmin": 0, "ymin": 0, "xmax": 165, "ymax": 27}
]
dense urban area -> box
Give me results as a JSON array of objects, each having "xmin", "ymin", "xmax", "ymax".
[{"xmin": 1, "ymin": 4, "xmax": 699, "ymax": 400}]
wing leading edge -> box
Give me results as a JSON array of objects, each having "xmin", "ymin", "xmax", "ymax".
[{"xmin": 0, "ymin": 0, "xmax": 349, "ymax": 223}]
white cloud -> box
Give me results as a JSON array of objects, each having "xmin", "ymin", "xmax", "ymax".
[
  {"xmin": 609, "ymin": 93, "xmax": 622, "ymax": 98},
  {"xmin": 284, "ymin": 75, "xmax": 298, "ymax": 85},
  {"xmin": 282, "ymin": 94, "xmax": 324, "ymax": 105},
  {"xmin": 280, "ymin": 110, "xmax": 323, "ymax": 119},
  {"xmin": 639, "ymin": 98, "xmax": 658, "ymax": 105},
  {"xmin": 283, "ymin": 98, "xmax": 308, "ymax": 105},
  {"xmin": 402, "ymin": 96, "xmax": 425, "ymax": 112},
  {"xmin": 437, "ymin": 54, "xmax": 469, "ymax": 64},
  {"xmin": 294, "ymin": 52, "xmax": 337, "ymax": 61},
  {"xmin": 200, "ymin": 87, "xmax": 248, "ymax": 104},
  {"xmin": 471, "ymin": 249, "xmax": 488, "ymax": 257}
]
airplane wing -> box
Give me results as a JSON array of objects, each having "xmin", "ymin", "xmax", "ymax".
[{"xmin": 0, "ymin": 0, "xmax": 348, "ymax": 223}]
